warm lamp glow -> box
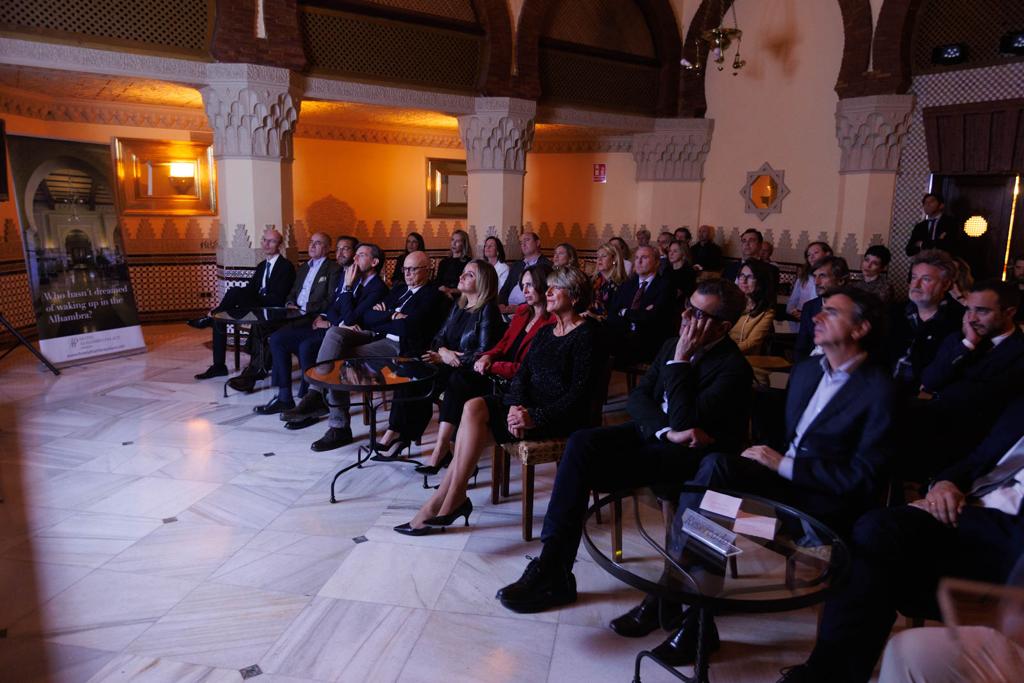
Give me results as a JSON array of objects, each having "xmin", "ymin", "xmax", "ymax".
[
  {"xmin": 169, "ymin": 162, "xmax": 195, "ymax": 178},
  {"xmin": 964, "ymin": 215, "xmax": 988, "ymax": 238}
]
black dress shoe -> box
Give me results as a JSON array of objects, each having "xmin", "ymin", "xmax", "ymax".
[
  {"xmin": 186, "ymin": 316, "xmax": 213, "ymax": 329},
  {"xmin": 609, "ymin": 595, "xmax": 683, "ymax": 638},
  {"xmin": 284, "ymin": 416, "xmax": 321, "ymax": 430},
  {"xmin": 195, "ymin": 364, "xmax": 228, "ymax": 380},
  {"xmin": 776, "ymin": 665, "xmax": 815, "ymax": 683},
  {"xmin": 254, "ymin": 397, "xmax": 296, "ymax": 415},
  {"xmin": 311, "ymin": 427, "xmax": 353, "ymax": 452},
  {"xmin": 498, "ymin": 558, "xmax": 577, "ymax": 613},
  {"xmin": 393, "ymin": 522, "xmax": 445, "ymax": 537},
  {"xmin": 414, "ymin": 450, "xmax": 453, "ymax": 475},
  {"xmin": 227, "ymin": 375, "xmax": 257, "ymax": 394},
  {"xmin": 280, "ymin": 391, "xmax": 328, "ymax": 421},
  {"xmin": 650, "ymin": 616, "xmax": 720, "ymax": 667},
  {"xmin": 423, "ymin": 497, "xmax": 472, "ymax": 527}
]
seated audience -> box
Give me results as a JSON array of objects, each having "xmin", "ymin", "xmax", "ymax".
[
  {"xmin": 691, "ymin": 224, "xmax": 723, "ymax": 273},
  {"xmin": 305, "ymin": 251, "xmax": 447, "ymax": 451},
  {"xmin": 265, "ymin": 243, "xmax": 387, "ymax": 420},
  {"xmin": 640, "ymin": 285, "xmax": 893, "ymax": 667},
  {"xmin": 393, "ymin": 267, "xmax": 601, "ymax": 535},
  {"xmin": 950, "ymin": 256, "xmax": 974, "ymax": 306},
  {"xmin": 759, "ymin": 239, "xmax": 781, "ymax": 291},
  {"xmin": 610, "ymin": 236, "xmax": 634, "ymax": 275},
  {"xmin": 415, "ymin": 264, "xmax": 556, "ymax": 474},
  {"xmin": 889, "ymin": 249, "xmax": 963, "ymax": 392},
  {"xmin": 778, "ymin": 395, "xmax": 1024, "ymax": 683},
  {"xmin": 435, "ymin": 229, "xmax": 471, "ymax": 299},
  {"xmin": 374, "ymin": 260, "xmax": 503, "ymax": 457},
  {"xmin": 788, "ymin": 241, "xmax": 832, "ymax": 320},
  {"xmin": 674, "ymin": 227, "xmax": 692, "ymax": 248},
  {"xmin": 795, "ymin": 255, "xmax": 850, "ymax": 358},
  {"xmin": 635, "ymin": 228, "xmax": 651, "ymax": 248},
  {"xmin": 730, "ymin": 259, "xmax": 776, "ymax": 355},
  {"xmin": 391, "ymin": 231, "xmax": 425, "ymax": 287},
  {"xmin": 228, "ymin": 232, "xmax": 340, "ymax": 393},
  {"xmin": 665, "ymin": 239, "xmax": 696, "ymax": 305},
  {"xmin": 587, "ymin": 242, "xmax": 628, "ymax": 320},
  {"xmin": 607, "ymin": 245, "xmax": 674, "ymax": 365},
  {"xmin": 656, "ymin": 231, "xmax": 674, "ymax": 272},
  {"xmin": 191, "ymin": 228, "xmax": 296, "ymax": 380},
  {"xmin": 552, "ymin": 242, "xmax": 579, "ymax": 269},
  {"xmin": 722, "ymin": 228, "xmax": 764, "ymax": 283},
  {"xmin": 482, "ymin": 235, "xmax": 510, "ymax": 292},
  {"xmin": 853, "ymin": 244, "xmax": 894, "ymax": 304},
  {"xmin": 499, "ymin": 231, "xmax": 551, "ymax": 315},
  {"xmin": 498, "ymin": 279, "xmax": 753, "ymax": 612}
]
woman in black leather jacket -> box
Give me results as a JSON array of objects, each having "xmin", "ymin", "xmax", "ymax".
[{"xmin": 375, "ymin": 259, "xmax": 504, "ymax": 456}]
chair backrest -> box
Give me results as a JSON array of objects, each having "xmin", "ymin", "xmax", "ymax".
[{"xmin": 587, "ymin": 351, "xmax": 614, "ymax": 427}]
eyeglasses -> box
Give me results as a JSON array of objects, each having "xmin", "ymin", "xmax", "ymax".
[
  {"xmin": 684, "ymin": 301, "xmax": 723, "ymax": 321},
  {"xmin": 403, "ymin": 266, "xmax": 428, "ymax": 274},
  {"xmin": 735, "ymin": 273, "xmax": 755, "ymax": 281}
]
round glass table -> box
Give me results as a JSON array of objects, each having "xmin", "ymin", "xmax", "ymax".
[
  {"xmin": 583, "ymin": 487, "xmax": 849, "ymax": 683},
  {"xmin": 305, "ymin": 356, "xmax": 438, "ymax": 502},
  {"xmin": 211, "ymin": 306, "xmax": 305, "ymax": 370}
]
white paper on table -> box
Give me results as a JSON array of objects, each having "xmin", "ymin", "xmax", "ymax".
[
  {"xmin": 699, "ymin": 490, "xmax": 742, "ymax": 519},
  {"xmin": 733, "ymin": 511, "xmax": 779, "ymax": 540}
]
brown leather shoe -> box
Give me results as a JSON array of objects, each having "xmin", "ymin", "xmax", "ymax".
[
  {"xmin": 281, "ymin": 390, "xmax": 327, "ymax": 421},
  {"xmin": 311, "ymin": 427, "xmax": 352, "ymax": 452},
  {"xmin": 227, "ymin": 375, "xmax": 257, "ymax": 394}
]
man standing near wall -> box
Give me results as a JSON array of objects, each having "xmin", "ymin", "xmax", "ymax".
[{"xmin": 905, "ymin": 193, "xmax": 958, "ymax": 257}]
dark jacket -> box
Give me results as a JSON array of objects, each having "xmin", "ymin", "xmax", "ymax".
[
  {"xmin": 434, "ymin": 255, "xmax": 471, "ymax": 289},
  {"xmin": 322, "ymin": 273, "xmax": 388, "ymax": 327},
  {"xmin": 286, "ymin": 259, "xmax": 339, "ymax": 316},
  {"xmin": 626, "ymin": 335, "xmax": 753, "ymax": 454},
  {"xmin": 691, "ymin": 240, "xmax": 723, "ymax": 272},
  {"xmin": 499, "ymin": 255, "xmax": 552, "ymax": 305},
  {"xmin": 921, "ymin": 327, "xmax": 1024, "ymax": 416},
  {"xmin": 363, "ymin": 284, "xmax": 447, "ymax": 356},
  {"xmin": 935, "ymin": 395, "xmax": 1024, "ymax": 494},
  {"xmin": 905, "ymin": 215, "xmax": 959, "ymax": 257},
  {"xmin": 794, "ymin": 296, "xmax": 823, "ymax": 359},
  {"xmin": 431, "ymin": 301, "xmax": 505, "ymax": 366},
  {"xmin": 239, "ymin": 256, "xmax": 296, "ymax": 308},
  {"xmin": 888, "ymin": 297, "xmax": 965, "ymax": 389},
  {"xmin": 608, "ymin": 272, "xmax": 674, "ymax": 360}
]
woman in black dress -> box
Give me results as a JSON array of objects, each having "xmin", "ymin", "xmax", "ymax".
[
  {"xmin": 395, "ymin": 267, "xmax": 600, "ymax": 535},
  {"xmin": 391, "ymin": 232, "xmax": 425, "ymax": 286},
  {"xmin": 665, "ymin": 239, "xmax": 697, "ymax": 306},
  {"xmin": 435, "ymin": 229, "xmax": 472, "ymax": 299},
  {"xmin": 375, "ymin": 259, "xmax": 503, "ymax": 456}
]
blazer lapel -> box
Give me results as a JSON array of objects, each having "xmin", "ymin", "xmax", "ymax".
[
  {"xmin": 803, "ymin": 366, "xmax": 868, "ymax": 437},
  {"xmin": 786, "ymin": 362, "xmax": 824, "ymax": 443}
]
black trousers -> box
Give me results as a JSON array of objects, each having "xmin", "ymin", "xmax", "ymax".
[
  {"xmin": 387, "ymin": 366, "xmax": 497, "ymax": 442},
  {"xmin": 538, "ymin": 421, "xmax": 707, "ymax": 572},
  {"xmin": 807, "ymin": 504, "xmax": 1024, "ymax": 683}
]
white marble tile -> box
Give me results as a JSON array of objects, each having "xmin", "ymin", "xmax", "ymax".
[
  {"xmin": 125, "ymin": 582, "xmax": 310, "ymax": 670},
  {"xmin": 362, "ymin": 502, "xmax": 472, "ymax": 551},
  {"xmin": 157, "ymin": 448, "xmax": 257, "ymax": 483},
  {"xmin": 548, "ymin": 623, "xmax": 683, "ymax": 683},
  {"xmin": 318, "ymin": 541, "xmax": 460, "ymax": 610},
  {"xmin": 242, "ymin": 529, "xmax": 354, "ymax": 558},
  {"xmin": 102, "ymin": 521, "xmax": 256, "ymax": 581},
  {"xmin": 178, "ymin": 484, "xmax": 291, "ymax": 530},
  {"xmin": 74, "ymin": 441, "xmax": 185, "ymax": 476},
  {"xmin": 209, "ymin": 544, "xmax": 351, "ymax": 596},
  {"xmin": 4, "ymin": 512, "xmax": 162, "ymax": 568},
  {"xmin": 0, "ymin": 558, "xmax": 94, "ymax": 627},
  {"xmin": 85, "ymin": 477, "xmax": 221, "ymax": 518},
  {"xmin": 0, "ymin": 639, "xmax": 116, "ymax": 683},
  {"xmin": 433, "ymin": 550, "xmax": 559, "ymax": 623},
  {"xmin": 268, "ymin": 496, "xmax": 390, "ymax": 538},
  {"xmin": 397, "ymin": 611, "xmax": 556, "ymax": 683},
  {"xmin": 7, "ymin": 468, "xmax": 141, "ymax": 512},
  {"xmin": 85, "ymin": 653, "xmax": 240, "ymax": 683},
  {"xmin": 261, "ymin": 597, "xmax": 429, "ymax": 682},
  {"xmin": 9, "ymin": 569, "xmax": 197, "ymax": 651}
]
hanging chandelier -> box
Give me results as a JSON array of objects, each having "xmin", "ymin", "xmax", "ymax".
[{"xmin": 683, "ymin": 0, "xmax": 746, "ymax": 76}]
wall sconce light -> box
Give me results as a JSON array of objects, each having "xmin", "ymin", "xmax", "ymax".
[
  {"xmin": 932, "ymin": 43, "xmax": 968, "ymax": 65},
  {"xmin": 964, "ymin": 215, "xmax": 988, "ymax": 238},
  {"xmin": 1000, "ymin": 30, "xmax": 1024, "ymax": 56},
  {"xmin": 168, "ymin": 161, "xmax": 196, "ymax": 194}
]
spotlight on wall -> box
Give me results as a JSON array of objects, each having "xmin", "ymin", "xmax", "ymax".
[
  {"xmin": 1000, "ymin": 30, "xmax": 1024, "ymax": 56},
  {"xmin": 964, "ymin": 215, "xmax": 988, "ymax": 238},
  {"xmin": 932, "ymin": 43, "xmax": 969, "ymax": 65},
  {"xmin": 168, "ymin": 161, "xmax": 196, "ymax": 195}
]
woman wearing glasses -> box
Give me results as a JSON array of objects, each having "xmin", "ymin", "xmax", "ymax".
[
  {"xmin": 395, "ymin": 267, "xmax": 601, "ymax": 535},
  {"xmin": 730, "ymin": 259, "xmax": 776, "ymax": 355},
  {"xmin": 374, "ymin": 259, "xmax": 503, "ymax": 458}
]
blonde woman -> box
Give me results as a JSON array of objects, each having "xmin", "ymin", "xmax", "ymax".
[{"xmin": 587, "ymin": 241, "xmax": 627, "ymax": 320}]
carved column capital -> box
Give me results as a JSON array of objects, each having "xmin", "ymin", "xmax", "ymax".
[
  {"xmin": 835, "ymin": 94, "xmax": 915, "ymax": 173},
  {"xmin": 457, "ymin": 97, "xmax": 537, "ymax": 173},
  {"xmin": 200, "ymin": 64, "xmax": 302, "ymax": 161},
  {"xmin": 631, "ymin": 118, "xmax": 714, "ymax": 181}
]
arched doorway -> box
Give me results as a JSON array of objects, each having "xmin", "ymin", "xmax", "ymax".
[{"xmin": 64, "ymin": 229, "xmax": 94, "ymax": 267}]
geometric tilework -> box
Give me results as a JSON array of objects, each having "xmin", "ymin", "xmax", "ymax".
[
  {"xmin": 890, "ymin": 62, "xmax": 1024, "ymax": 286},
  {"xmin": 128, "ymin": 262, "xmax": 217, "ymax": 313},
  {"xmin": 0, "ymin": 268, "xmax": 35, "ymax": 330}
]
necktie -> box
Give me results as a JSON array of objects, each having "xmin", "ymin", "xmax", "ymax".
[
  {"xmin": 630, "ymin": 280, "xmax": 648, "ymax": 310},
  {"xmin": 929, "ymin": 219, "xmax": 937, "ymax": 241},
  {"xmin": 263, "ymin": 261, "xmax": 272, "ymax": 289},
  {"xmin": 970, "ymin": 435, "xmax": 1024, "ymax": 498},
  {"xmin": 351, "ymin": 282, "xmax": 362, "ymax": 301}
]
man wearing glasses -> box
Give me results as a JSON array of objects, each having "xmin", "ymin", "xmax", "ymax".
[
  {"xmin": 306, "ymin": 250, "xmax": 446, "ymax": 452},
  {"xmin": 498, "ymin": 279, "xmax": 753, "ymax": 613}
]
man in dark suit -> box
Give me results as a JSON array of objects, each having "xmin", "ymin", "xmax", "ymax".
[
  {"xmin": 722, "ymin": 228, "xmax": 763, "ymax": 283},
  {"xmin": 794, "ymin": 256, "xmax": 850, "ymax": 359},
  {"xmin": 257, "ymin": 242, "xmax": 387, "ymax": 418},
  {"xmin": 651, "ymin": 285, "xmax": 894, "ymax": 667},
  {"xmin": 229, "ymin": 232, "xmax": 340, "ymax": 393},
  {"xmin": 691, "ymin": 224, "xmax": 723, "ymax": 273},
  {"xmin": 905, "ymin": 192, "xmax": 959, "ymax": 257},
  {"xmin": 608, "ymin": 245, "xmax": 675, "ymax": 365},
  {"xmin": 308, "ymin": 250, "xmax": 446, "ymax": 451},
  {"xmin": 498, "ymin": 231, "xmax": 551, "ymax": 315},
  {"xmin": 498, "ymin": 279, "xmax": 753, "ymax": 614},
  {"xmin": 778, "ymin": 395, "xmax": 1024, "ymax": 683},
  {"xmin": 191, "ymin": 228, "xmax": 296, "ymax": 380}
]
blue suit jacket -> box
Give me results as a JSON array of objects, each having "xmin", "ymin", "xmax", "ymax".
[
  {"xmin": 363, "ymin": 284, "xmax": 447, "ymax": 355},
  {"xmin": 794, "ymin": 296, "xmax": 823, "ymax": 359},
  {"xmin": 323, "ymin": 274, "xmax": 388, "ymax": 327},
  {"xmin": 783, "ymin": 357, "xmax": 895, "ymax": 523}
]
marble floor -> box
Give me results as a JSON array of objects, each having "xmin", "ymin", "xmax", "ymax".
[{"xmin": 0, "ymin": 324, "xmax": 828, "ymax": 682}]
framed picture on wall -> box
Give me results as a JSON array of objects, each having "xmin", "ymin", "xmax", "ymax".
[
  {"xmin": 112, "ymin": 137, "xmax": 216, "ymax": 215},
  {"xmin": 0, "ymin": 119, "xmax": 8, "ymax": 203}
]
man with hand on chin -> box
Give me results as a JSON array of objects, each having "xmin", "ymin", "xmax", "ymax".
[
  {"xmin": 497, "ymin": 279, "xmax": 753, "ymax": 615},
  {"xmin": 650, "ymin": 286, "xmax": 894, "ymax": 668}
]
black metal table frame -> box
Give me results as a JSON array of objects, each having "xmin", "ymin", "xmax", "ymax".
[
  {"xmin": 304, "ymin": 357, "xmax": 437, "ymax": 503},
  {"xmin": 582, "ymin": 489, "xmax": 848, "ymax": 683},
  {"xmin": 212, "ymin": 308, "xmax": 304, "ymax": 397}
]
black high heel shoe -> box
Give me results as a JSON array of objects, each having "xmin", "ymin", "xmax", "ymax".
[
  {"xmin": 415, "ymin": 450, "xmax": 453, "ymax": 475},
  {"xmin": 393, "ymin": 522, "xmax": 446, "ymax": 537},
  {"xmin": 423, "ymin": 497, "xmax": 473, "ymax": 527},
  {"xmin": 371, "ymin": 439, "xmax": 411, "ymax": 461}
]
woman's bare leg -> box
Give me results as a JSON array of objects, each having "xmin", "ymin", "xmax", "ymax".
[{"xmin": 426, "ymin": 421, "xmax": 456, "ymax": 465}]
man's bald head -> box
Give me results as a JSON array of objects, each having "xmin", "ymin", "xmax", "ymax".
[
  {"xmin": 307, "ymin": 232, "xmax": 331, "ymax": 260},
  {"xmin": 403, "ymin": 250, "xmax": 431, "ymax": 288}
]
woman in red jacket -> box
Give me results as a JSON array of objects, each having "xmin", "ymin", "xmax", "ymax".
[{"xmin": 416, "ymin": 262, "xmax": 555, "ymax": 475}]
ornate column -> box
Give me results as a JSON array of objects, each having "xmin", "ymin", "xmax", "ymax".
[
  {"xmin": 631, "ymin": 118, "xmax": 714, "ymax": 232},
  {"xmin": 834, "ymin": 94, "xmax": 914, "ymax": 253},
  {"xmin": 201, "ymin": 63, "xmax": 301, "ymax": 293},
  {"xmin": 457, "ymin": 97, "xmax": 536, "ymax": 257}
]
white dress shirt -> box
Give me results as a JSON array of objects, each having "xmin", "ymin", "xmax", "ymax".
[
  {"xmin": 975, "ymin": 433, "xmax": 1024, "ymax": 516},
  {"xmin": 295, "ymin": 257, "xmax": 325, "ymax": 312}
]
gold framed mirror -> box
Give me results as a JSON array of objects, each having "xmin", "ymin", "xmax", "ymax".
[
  {"xmin": 112, "ymin": 138, "xmax": 216, "ymax": 216},
  {"xmin": 426, "ymin": 157, "xmax": 468, "ymax": 218},
  {"xmin": 740, "ymin": 162, "xmax": 790, "ymax": 220}
]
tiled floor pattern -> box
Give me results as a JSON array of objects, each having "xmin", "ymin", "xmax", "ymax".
[{"xmin": 0, "ymin": 325, "xmax": 825, "ymax": 682}]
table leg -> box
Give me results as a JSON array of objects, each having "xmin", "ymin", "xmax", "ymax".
[
  {"xmin": 233, "ymin": 324, "xmax": 241, "ymax": 371},
  {"xmin": 631, "ymin": 608, "xmax": 713, "ymax": 683}
]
